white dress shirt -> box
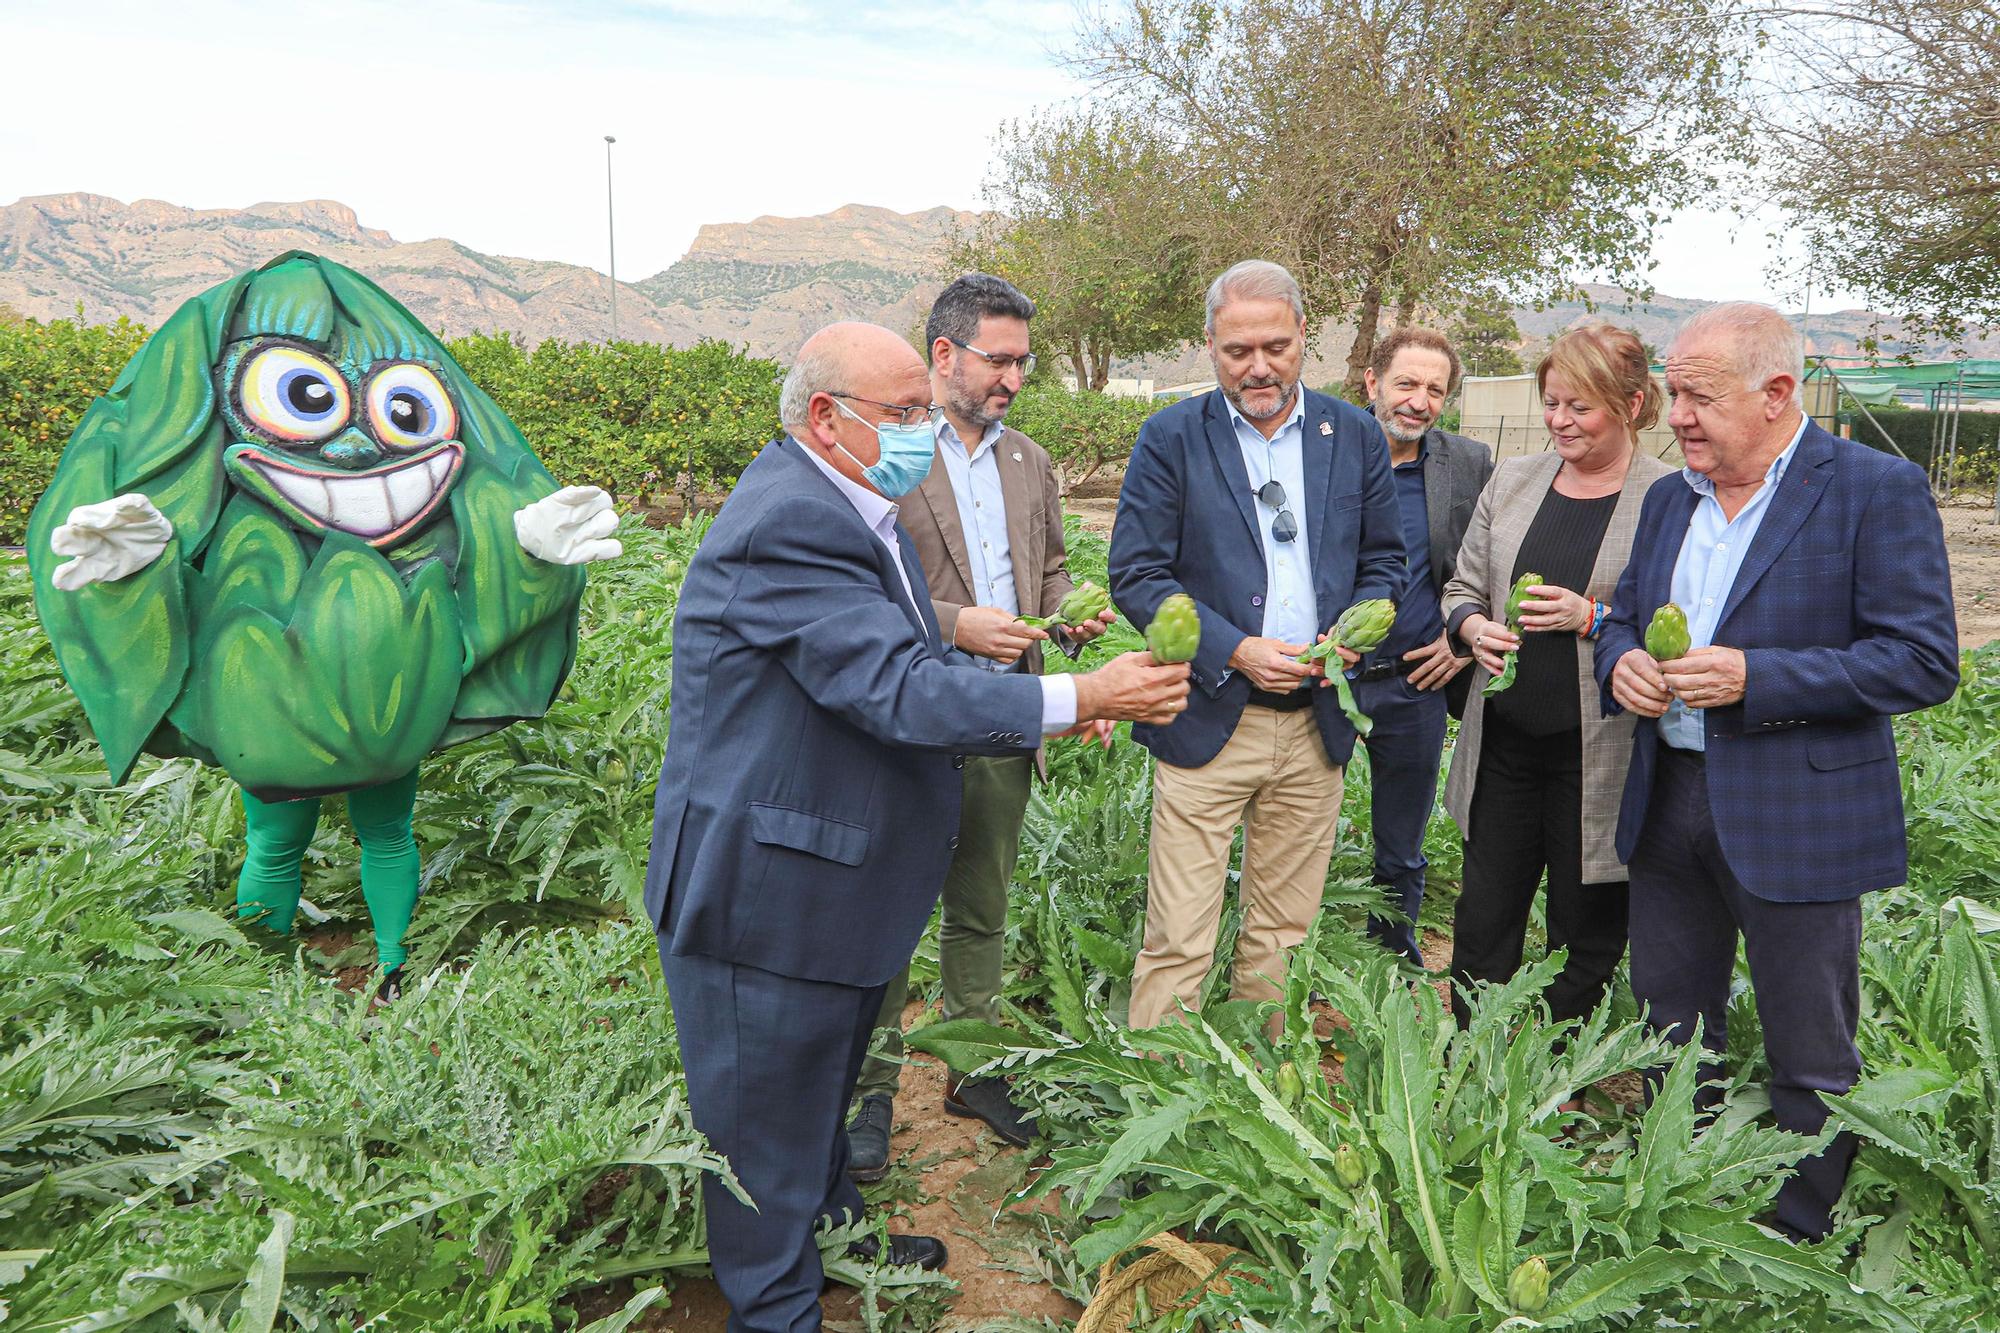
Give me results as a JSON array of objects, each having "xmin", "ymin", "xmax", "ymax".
[
  {"xmin": 1657, "ymin": 415, "xmax": 1808, "ymax": 751},
  {"xmin": 1222, "ymin": 387, "xmax": 1318, "ymax": 646},
  {"xmin": 934, "ymin": 417, "xmax": 1018, "ymax": 674},
  {"xmin": 795, "ymin": 438, "xmax": 1076, "ymax": 733}
]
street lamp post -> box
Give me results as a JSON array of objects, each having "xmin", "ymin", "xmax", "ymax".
[{"xmin": 604, "ymin": 134, "xmax": 618, "ymax": 342}]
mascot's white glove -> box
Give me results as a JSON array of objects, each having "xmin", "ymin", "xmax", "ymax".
[
  {"xmin": 49, "ymin": 494, "xmax": 174, "ymax": 590},
  {"xmin": 513, "ymin": 485, "xmax": 623, "ymax": 565}
]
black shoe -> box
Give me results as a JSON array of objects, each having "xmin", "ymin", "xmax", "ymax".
[
  {"xmin": 845, "ymin": 1094, "xmax": 893, "ymax": 1183},
  {"xmin": 845, "ymin": 1231, "xmax": 948, "ymax": 1271},
  {"xmin": 943, "ymin": 1075, "xmax": 1035, "ymax": 1148},
  {"xmin": 372, "ymin": 966, "xmax": 403, "ymax": 1008}
]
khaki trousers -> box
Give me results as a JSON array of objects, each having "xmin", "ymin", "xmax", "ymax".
[{"xmin": 1128, "ymin": 705, "xmax": 1344, "ymax": 1029}]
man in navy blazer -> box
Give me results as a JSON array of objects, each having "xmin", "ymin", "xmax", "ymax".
[
  {"xmin": 1109, "ymin": 261, "xmax": 1405, "ymax": 1029},
  {"xmin": 645, "ymin": 322, "xmax": 1189, "ymax": 1332},
  {"xmin": 1595, "ymin": 302, "xmax": 1958, "ymax": 1241}
]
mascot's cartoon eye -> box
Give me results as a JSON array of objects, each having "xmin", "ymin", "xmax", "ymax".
[
  {"xmin": 364, "ymin": 364, "xmax": 459, "ymax": 452},
  {"xmin": 237, "ymin": 344, "xmax": 352, "ymax": 443}
]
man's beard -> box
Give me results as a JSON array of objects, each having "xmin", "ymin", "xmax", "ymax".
[
  {"xmin": 1224, "ymin": 374, "xmax": 1297, "ymax": 422},
  {"xmin": 946, "ymin": 370, "xmax": 1009, "ymax": 431},
  {"xmin": 1373, "ymin": 400, "xmax": 1431, "ymax": 444}
]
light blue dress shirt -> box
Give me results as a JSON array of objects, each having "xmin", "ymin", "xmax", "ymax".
[
  {"xmin": 1222, "ymin": 388, "xmax": 1317, "ymax": 646},
  {"xmin": 1657, "ymin": 415, "xmax": 1808, "ymax": 750},
  {"xmin": 933, "ymin": 417, "xmax": 1018, "ymax": 674},
  {"xmin": 795, "ymin": 438, "xmax": 1075, "ymax": 733}
]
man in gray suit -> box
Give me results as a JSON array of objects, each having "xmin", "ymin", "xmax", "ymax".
[{"xmin": 1350, "ymin": 327, "xmax": 1493, "ymax": 965}]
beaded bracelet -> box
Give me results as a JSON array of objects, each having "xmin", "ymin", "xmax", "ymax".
[{"xmin": 1584, "ymin": 600, "xmax": 1608, "ymax": 640}]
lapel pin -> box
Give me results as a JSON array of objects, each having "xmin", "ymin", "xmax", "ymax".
[
  {"xmin": 1318, "ymin": 421, "xmax": 1332, "ymax": 436},
  {"xmin": 1012, "ymin": 452, "xmax": 1022, "ymax": 461}
]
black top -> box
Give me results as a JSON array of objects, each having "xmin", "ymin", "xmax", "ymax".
[{"xmin": 1489, "ymin": 486, "xmax": 1619, "ymax": 736}]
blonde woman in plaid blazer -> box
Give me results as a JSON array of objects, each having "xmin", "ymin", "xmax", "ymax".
[{"xmin": 1440, "ymin": 325, "xmax": 1674, "ymax": 1053}]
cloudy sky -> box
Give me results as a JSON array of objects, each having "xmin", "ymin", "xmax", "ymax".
[{"xmin": 4, "ymin": 0, "xmax": 1848, "ymax": 311}]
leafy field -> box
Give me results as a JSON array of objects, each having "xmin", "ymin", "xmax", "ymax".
[{"xmin": 3, "ymin": 519, "xmax": 1997, "ymax": 1331}]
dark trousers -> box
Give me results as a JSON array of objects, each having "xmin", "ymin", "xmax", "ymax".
[
  {"xmin": 1629, "ymin": 747, "xmax": 1863, "ymax": 1241},
  {"xmin": 1352, "ymin": 674, "xmax": 1450, "ymax": 965},
  {"xmin": 1450, "ymin": 714, "xmax": 1629, "ymax": 1028},
  {"xmin": 660, "ymin": 942, "xmax": 886, "ymax": 1333},
  {"xmin": 856, "ymin": 753, "xmax": 1033, "ymax": 1099}
]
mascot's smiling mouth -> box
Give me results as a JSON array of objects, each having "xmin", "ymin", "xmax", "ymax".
[{"xmin": 229, "ymin": 442, "xmax": 465, "ymax": 547}]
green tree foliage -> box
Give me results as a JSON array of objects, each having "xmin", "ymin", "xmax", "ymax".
[
  {"xmin": 1451, "ymin": 304, "xmax": 1527, "ymax": 377},
  {"xmin": 1762, "ymin": 1, "xmax": 2000, "ymax": 342},
  {"xmin": 1003, "ymin": 379, "xmax": 1160, "ymax": 495},
  {"xmin": 446, "ymin": 333, "xmax": 782, "ymax": 510},
  {"xmin": 950, "ymin": 108, "xmax": 1208, "ymax": 390},
  {"xmin": 1062, "ymin": 0, "xmax": 1750, "ymax": 394},
  {"xmin": 0, "ymin": 311, "xmax": 150, "ymax": 544}
]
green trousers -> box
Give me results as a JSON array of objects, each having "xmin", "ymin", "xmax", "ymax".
[
  {"xmin": 854, "ymin": 753, "xmax": 1034, "ymax": 1100},
  {"xmin": 235, "ymin": 766, "xmax": 422, "ymax": 972}
]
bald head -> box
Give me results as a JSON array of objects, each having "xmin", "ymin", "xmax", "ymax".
[{"xmin": 780, "ymin": 322, "xmax": 930, "ymax": 433}]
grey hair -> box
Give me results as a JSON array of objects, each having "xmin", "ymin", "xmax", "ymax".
[
  {"xmin": 1671, "ymin": 302, "xmax": 1805, "ymax": 406},
  {"xmin": 1205, "ymin": 260, "xmax": 1304, "ymax": 333},
  {"xmin": 779, "ymin": 341, "xmax": 846, "ymax": 432},
  {"xmin": 926, "ymin": 273, "xmax": 1037, "ymax": 356}
]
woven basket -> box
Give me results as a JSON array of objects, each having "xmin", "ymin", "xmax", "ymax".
[{"xmin": 1076, "ymin": 1231, "xmax": 1246, "ymax": 1333}]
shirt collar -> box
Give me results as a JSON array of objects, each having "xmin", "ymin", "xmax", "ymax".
[
  {"xmin": 1222, "ymin": 383, "xmax": 1307, "ymax": 443},
  {"xmin": 1680, "ymin": 413, "xmax": 1809, "ymax": 498},
  {"xmin": 936, "ymin": 415, "xmax": 1004, "ymax": 462},
  {"xmin": 793, "ymin": 434, "xmax": 899, "ymax": 534}
]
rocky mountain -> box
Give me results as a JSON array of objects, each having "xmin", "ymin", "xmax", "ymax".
[
  {"xmin": 2, "ymin": 193, "xmax": 1988, "ymax": 370},
  {"xmin": 0, "ymin": 194, "xmax": 969, "ymax": 356}
]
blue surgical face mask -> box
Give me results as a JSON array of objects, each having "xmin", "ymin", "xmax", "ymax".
[{"xmin": 830, "ymin": 397, "xmax": 935, "ymax": 498}]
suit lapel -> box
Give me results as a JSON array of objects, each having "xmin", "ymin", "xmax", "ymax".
[
  {"xmin": 1422, "ymin": 429, "xmax": 1451, "ymax": 575},
  {"xmin": 890, "ymin": 518, "xmax": 940, "ymax": 651},
  {"xmin": 1718, "ymin": 426, "xmax": 1835, "ymax": 627},
  {"xmin": 1302, "ymin": 392, "xmax": 1334, "ymax": 562},
  {"xmin": 1588, "ymin": 457, "xmax": 1659, "ymax": 597},
  {"xmin": 996, "ymin": 432, "xmax": 1042, "ymax": 618},
  {"xmin": 1204, "ymin": 393, "xmax": 1263, "ymax": 556},
  {"xmin": 914, "ymin": 448, "xmax": 973, "ymax": 598},
  {"xmin": 1649, "ymin": 481, "xmax": 1700, "ymax": 613}
]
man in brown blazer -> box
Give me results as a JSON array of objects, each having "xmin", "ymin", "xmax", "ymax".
[{"xmin": 845, "ymin": 274, "xmax": 1113, "ymax": 1177}]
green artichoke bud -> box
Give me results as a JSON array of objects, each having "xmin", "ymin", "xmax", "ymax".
[
  {"xmin": 1275, "ymin": 1060, "xmax": 1303, "ymax": 1109},
  {"xmin": 1646, "ymin": 602, "xmax": 1691, "ymax": 662},
  {"xmin": 1296, "ymin": 598, "xmax": 1397, "ymax": 663},
  {"xmin": 1299, "ymin": 599, "xmax": 1399, "ymax": 738},
  {"xmin": 1146, "ymin": 593, "xmax": 1201, "ymax": 664},
  {"xmin": 602, "ymin": 756, "xmax": 629, "ymax": 786},
  {"xmin": 1508, "ymin": 1256, "xmax": 1550, "ymax": 1313},
  {"xmin": 1333, "ymin": 1142, "xmax": 1365, "ymax": 1188},
  {"xmin": 1504, "ymin": 571, "xmax": 1542, "ymax": 627},
  {"xmin": 1482, "ymin": 572, "xmax": 1543, "ymax": 698},
  {"xmin": 1057, "ymin": 579, "xmax": 1113, "ymax": 626}
]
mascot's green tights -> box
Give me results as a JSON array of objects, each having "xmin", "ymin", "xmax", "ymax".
[{"xmin": 236, "ymin": 767, "xmax": 421, "ymax": 972}]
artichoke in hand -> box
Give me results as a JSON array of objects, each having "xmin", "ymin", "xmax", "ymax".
[
  {"xmin": 1146, "ymin": 592, "xmax": 1201, "ymax": 665},
  {"xmin": 1299, "ymin": 598, "xmax": 1398, "ymax": 738},
  {"xmin": 1481, "ymin": 571, "xmax": 1542, "ymax": 698},
  {"xmin": 1646, "ymin": 602, "xmax": 1691, "ymax": 662},
  {"xmin": 1017, "ymin": 579, "xmax": 1113, "ymax": 629}
]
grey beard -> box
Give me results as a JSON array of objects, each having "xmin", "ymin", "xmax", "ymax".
[
  {"xmin": 1227, "ymin": 379, "xmax": 1297, "ymax": 422},
  {"xmin": 1374, "ymin": 404, "xmax": 1430, "ymax": 444}
]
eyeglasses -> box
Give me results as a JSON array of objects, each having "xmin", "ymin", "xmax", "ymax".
[
  {"xmin": 1253, "ymin": 479, "xmax": 1299, "ymax": 543},
  {"xmin": 950, "ymin": 340, "xmax": 1037, "ymax": 377},
  {"xmin": 830, "ymin": 393, "xmax": 937, "ymax": 430}
]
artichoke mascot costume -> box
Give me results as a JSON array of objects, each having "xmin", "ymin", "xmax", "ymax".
[{"xmin": 28, "ymin": 252, "xmax": 621, "ymax": 997}]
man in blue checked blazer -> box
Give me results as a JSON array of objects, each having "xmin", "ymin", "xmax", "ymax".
[
  {"xmin": 1595, "ymin": 302, "xmax": 1958, "ymax": 1242},
  {"xmin": 1109, "ymin": 260, "xmax": 1406, "ymax": 1031}
]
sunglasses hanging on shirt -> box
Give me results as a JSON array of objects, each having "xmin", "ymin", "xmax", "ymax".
[{"xmin": 1254, "ymin": 479, "xmax": 1299, "ymax": 543}]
